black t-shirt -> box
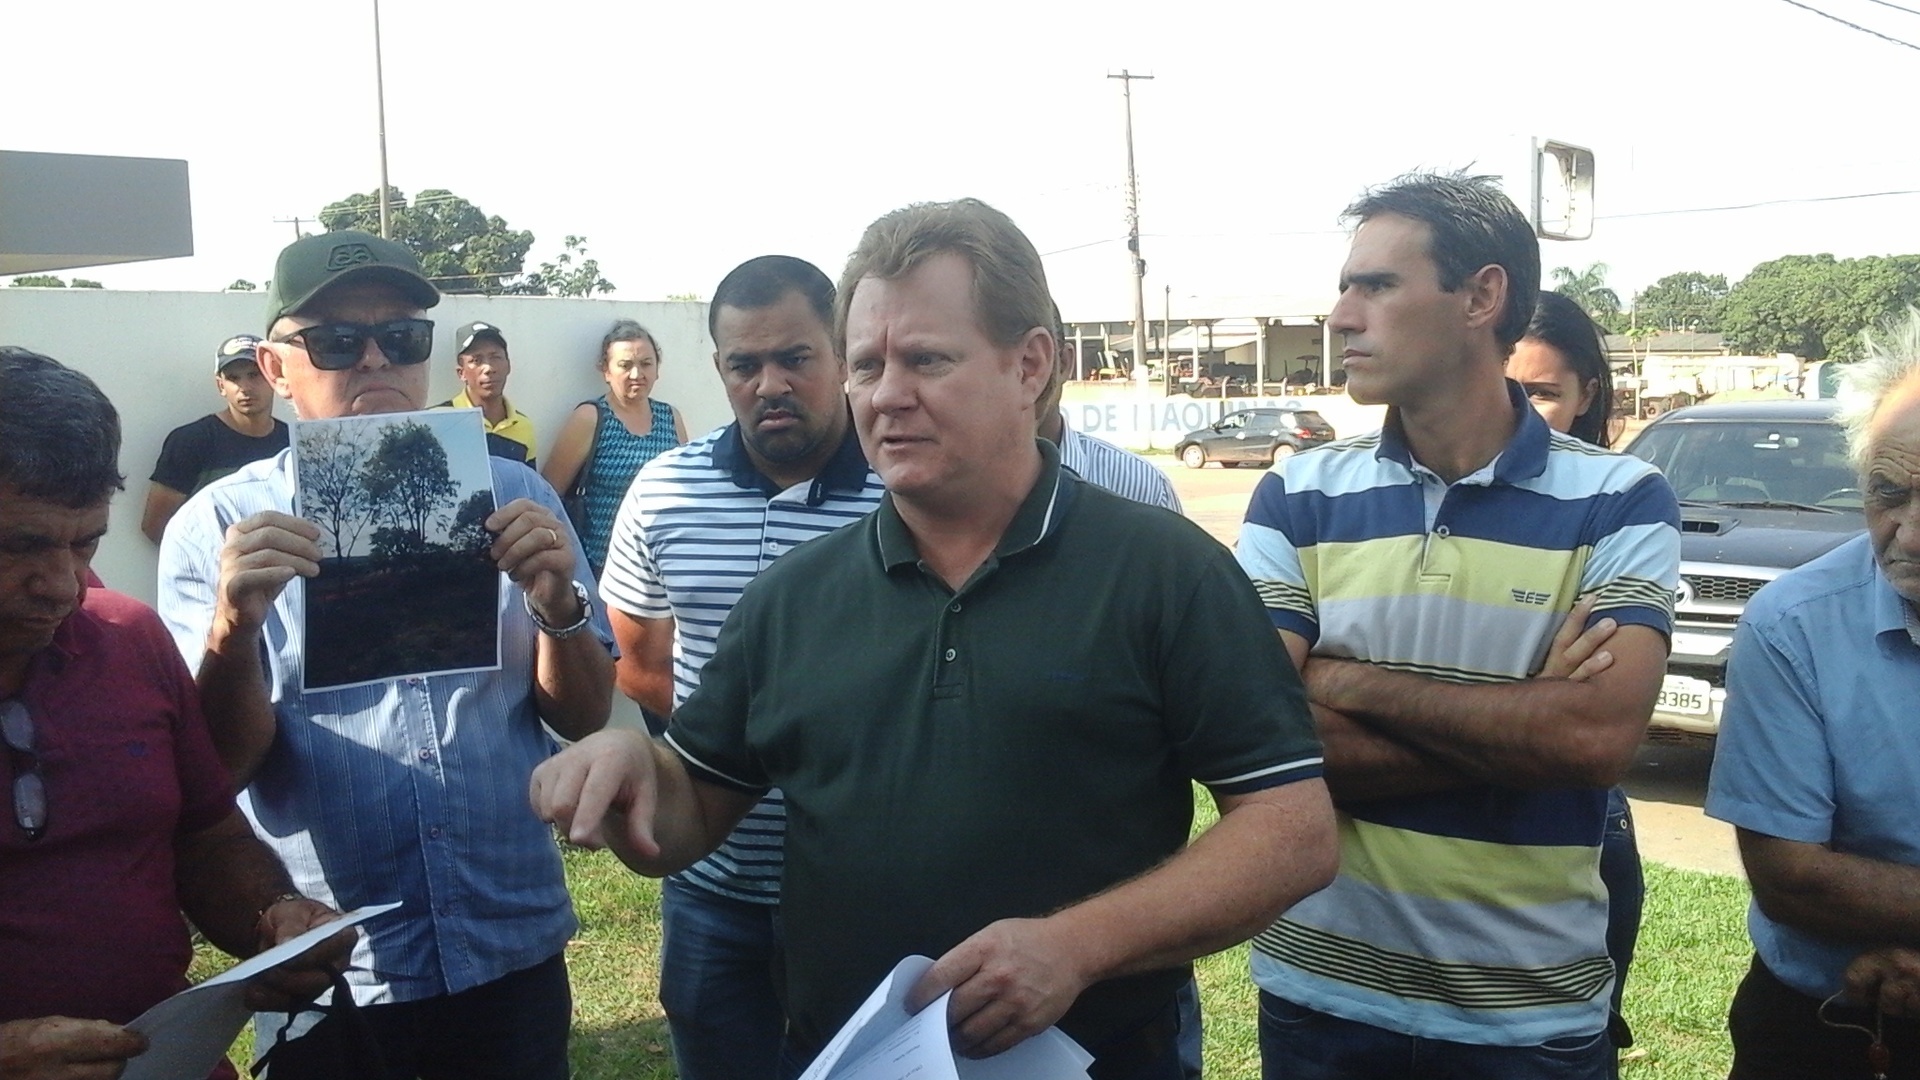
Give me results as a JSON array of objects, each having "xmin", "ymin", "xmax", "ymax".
[{"xmin": 150, "ymin": 414, "xmax": 290, "ymax": 496}]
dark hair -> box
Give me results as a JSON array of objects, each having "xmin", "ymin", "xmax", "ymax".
[
  {"xmin": 599, "ymin": 319, "xmax": 661, "ymax": 370},
  {"xmin": 1524, "ymin": 291, "xmax": 1615, "ymax": 447},
  {"xmin": 709, "ymin": 256, "xmax": 836, "ymax": 344},
  {"xmin": 1344, "ymin": 171, "xmax": 1541, "ymax": 351},
  {"xmin": 0, "ymin": 346, "xmax": 125, "ymax": 506}
]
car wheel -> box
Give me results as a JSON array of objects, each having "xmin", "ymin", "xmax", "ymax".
[
  {"xmin": 1180, "ymin": 444, "xmax": 1207, "ymax": 469},
  {"xmin": 1267, "ymin": 443, "xmax": 1297, "ymax": 467}
]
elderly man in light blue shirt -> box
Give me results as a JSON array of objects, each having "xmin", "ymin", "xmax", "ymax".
[
  {"xmin": 158, "ymin": 230, "xmax": 613, "ymax": 1080},
  {"xmin": 1707, "ymin": 310, "xmax": 1920, "ymax": 1079}
]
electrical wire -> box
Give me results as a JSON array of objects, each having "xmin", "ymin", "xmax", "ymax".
[
  {"xmin": 1861, "ymin": 0, "xmax": 1920, "ymax": 18},
  {"xmin": 1775, "ymin": 0, "xmax": 1920, "ymax": 51},
  {"xmin": 1600, "ymin": 187, "xmax": 1920, "ymax": 220}
]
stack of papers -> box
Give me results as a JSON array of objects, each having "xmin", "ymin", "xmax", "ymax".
[{"xmin": 798, "ymin": 956, "xmax": 1094, "ymax": 1080}]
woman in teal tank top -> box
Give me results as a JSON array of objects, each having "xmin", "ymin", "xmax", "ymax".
[{"xmin": 542, "ymin": 320, "xmax": 687, "ymax": 576}]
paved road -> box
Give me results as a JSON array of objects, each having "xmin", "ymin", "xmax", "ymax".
[{"xmin": 1159, "ymin": 458, "xmax": 1743, "ymax": 877}]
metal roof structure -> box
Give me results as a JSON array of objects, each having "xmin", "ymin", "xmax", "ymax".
[{"xmin": 1, "ymin": 150, "xmax": 193, "ymax": 275}]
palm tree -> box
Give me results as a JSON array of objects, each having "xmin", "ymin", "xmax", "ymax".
[{"xmin": 1549, "ymin": 263, "xmax": 1624, "ymax": 324}]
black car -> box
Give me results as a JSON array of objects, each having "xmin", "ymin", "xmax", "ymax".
[
  {"xmin": 1621, "ymin": 399, "xmax": 1864, "ymax": 739},
  {"xmin": 1175, "ymin": 407, "xmax": 1337, "ymax": 469}
]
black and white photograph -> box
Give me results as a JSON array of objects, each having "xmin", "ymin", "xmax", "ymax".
[{"xmin": 292, "ymin": 408, "xmax": 500, "ymax": 691}]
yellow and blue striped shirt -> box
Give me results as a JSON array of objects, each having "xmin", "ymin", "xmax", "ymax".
[{"xmin": 1236, "ymin": 384, "xmax": 1680, "ymax": 1045}]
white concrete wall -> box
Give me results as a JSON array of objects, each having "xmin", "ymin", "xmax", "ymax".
[
  {"xmin": 1, "ymin": 288, "xmax": 727, "ymax": 610},
  {"xmin": 1060, "ymin": 385, "xmax": 1387, "ymax": 451}
]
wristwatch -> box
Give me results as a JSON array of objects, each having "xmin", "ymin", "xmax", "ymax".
[{"xmin": 525, "ymin": 582, "xmax": 594, "ymax": 639}]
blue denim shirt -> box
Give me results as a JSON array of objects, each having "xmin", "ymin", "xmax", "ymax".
[
  {"xmin": 1708, "ymin": 533, "xmax": 1920, "ymax": 997},
  {"xmin": 158, "ymin": 449, "xmax": 613, "ymax": 1005}
]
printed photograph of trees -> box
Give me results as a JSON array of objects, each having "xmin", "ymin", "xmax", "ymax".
[{"xmin": 292, "ymin": 409, "xmax": 500, "ymax": 690}]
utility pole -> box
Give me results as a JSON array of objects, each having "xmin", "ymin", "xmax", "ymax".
[
  {"xmin": 1108, "ymin": 70, "xmax": 1153, "ymax": 381},
  {"xmin": 1163, "ymin": 284, "xmax": 1173, "ymax": 393},
  {"xmin": 273, "ymin": 216, "xmax": 313, "ymax": 240},
  {"xmin": 373, "ymin": 0, "xmax": 393, "ymax": 239}
]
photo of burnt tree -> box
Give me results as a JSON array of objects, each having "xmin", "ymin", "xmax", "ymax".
[{"xmin": 295, "ymin": 412, "xmax": 500, "ymax": 690}]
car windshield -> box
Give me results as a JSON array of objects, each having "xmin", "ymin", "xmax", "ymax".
[{"xmin": 1626, "ymin": 419, "xmax": 1859, "ymax": 510}]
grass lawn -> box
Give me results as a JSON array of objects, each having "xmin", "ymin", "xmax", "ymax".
[{"xmin": 195, "ymin": 853, "xmax": 1753, "ymax": 1079}]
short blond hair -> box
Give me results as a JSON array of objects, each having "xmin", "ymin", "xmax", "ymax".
[{"xmin": 835, "ymin": 199, "xmax": 1056, "ymax": 391}]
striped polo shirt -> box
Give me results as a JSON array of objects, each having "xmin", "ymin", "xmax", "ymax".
[
  {"xmin": 1235, "ymin": 383, "xmax": 1680, "ymax": 1046},
  {"xmin": 599, "ymin": 421, "xmax": 882, "ymax": 904},
  {"xmin": 1057, "ymin": 420, "xmax": 1183, "ymax": 512}
]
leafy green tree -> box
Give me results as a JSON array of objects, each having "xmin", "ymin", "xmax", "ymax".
[
  {"xmin": 227, "ymin": 279, "xmax": 258, "ymax": 292},
  {"xmin": 368, "ymin": 525, "xmax": 432, "ymax": 561},
  {"xmin": 359, "ymin": 420, "xmax": 460, "ymax": 548},
  {"xmin": 1721, "ymin": 254, "xmax": 1920, "ymax": 360},
  {"xmin": 514, "ymin": 235, "xmax": 615, "ymax": 298},
  {"xmin": 69, "ymin": 279, "xmax": 103, "ymax": 289},
  {"xmin": 9, "ymin": 275, "xmax": 66, "ymax": 288},
  {"xmin": 1630, "ymin": 272, "xmax": 1729, "ymax": 332},
  {"xmin": 298, "ymin": 424, "xmax": 378, "ymax": 559},
  {"xmin": 666, "ymin": 292, "xmax": 705, "ymax": 302},
  {"xmin": 1549, "ymin": 263, "xmax": 1624, "ymax": 330},
  {"xmin": 449, "ymin": 489, "xmax": 496, "ymax": 554},
  {"xmin": 320, "ymin": 187, "xmax": 534, "ymax": 295}
]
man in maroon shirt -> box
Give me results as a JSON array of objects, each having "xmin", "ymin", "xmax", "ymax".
[{"xmin": 0, "ymin": 347, "xmax": 347, "ymax": 1080}]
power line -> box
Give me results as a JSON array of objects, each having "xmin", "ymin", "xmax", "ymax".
[
  {"xmin": 1600, "ymin": 187, "xmax": 1920, "ymax": 220},
  {"xmin": 1044, "ymin": 228, "xmax": 1347, "ymax": 256},
  {"xmin": 1046, "ymin": 188, "xmax": 1920, "ymax": 254},
  {"xmin": 1862, "ymin": 0, "xmax": 1920, "ymax": 18},
  {"xmin": 1042, "ymin": 236, "xmax": 1124, "ymax": 256},
  {"xmin": 1775, "ymin": 0, "xmax": 1920, "ymax": 51}
]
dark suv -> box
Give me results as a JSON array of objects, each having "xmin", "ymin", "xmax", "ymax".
[
  {"xmin": 1175, "ymin": 407, "xmax": 1337, "ymax": 469},
  {"xmin": 1622, "ymin": 399, "xmax": 1864, "ymax": 739}
]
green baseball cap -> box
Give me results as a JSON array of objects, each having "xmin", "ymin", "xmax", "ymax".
[{"xmin": 264, "ymin": 230, "xmax": 439, "ymax": 333}]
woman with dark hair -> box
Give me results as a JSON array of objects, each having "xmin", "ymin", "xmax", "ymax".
[
  {"xmin": 542, "ymin": 320, "xmax": 688, "ymax": 576},
  {"xmin": 1510, "ymin": 292, "xmax": 1641, "ymax": 1075},
  {"xmin": 1511, "ymin": 289, "xmax": 1617, "ymax": 447}
]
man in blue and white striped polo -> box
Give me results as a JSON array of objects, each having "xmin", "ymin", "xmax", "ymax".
[{"xmin": 597, "ymin": 255, "xmax": 883, "ymax": 1080}]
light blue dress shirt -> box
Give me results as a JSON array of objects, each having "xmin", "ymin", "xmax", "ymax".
[
  {"xmin": 158, "ymin": 449, "xmax": 613, "ymax": 1005},
  {"xmin": 1707, "ymin": 532, "xmax": 1920, "ymax": 997}
]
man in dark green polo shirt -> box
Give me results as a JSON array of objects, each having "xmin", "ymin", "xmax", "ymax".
[{"xmin": 532, "ymin": 198, "xmax": 1337, "ymax": 1080}]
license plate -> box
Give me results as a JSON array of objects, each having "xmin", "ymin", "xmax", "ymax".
[{"xmin": 1658, "ymin": 674, "xmax": 1711, "ymax": 716}]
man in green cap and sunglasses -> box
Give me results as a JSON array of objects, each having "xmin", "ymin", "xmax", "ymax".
[{"xmin": 157, "ymin": 230, "xmax": 616, "ymax": 1080}]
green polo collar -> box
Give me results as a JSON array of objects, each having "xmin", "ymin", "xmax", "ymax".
[{"xmin": 875, "ymin": 438, "xmax": 1075, "ymax": 572}]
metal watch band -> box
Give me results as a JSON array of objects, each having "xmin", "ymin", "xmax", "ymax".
[{"xmin": 525, "ymin": 581, "xmax": 593, "ymax": 639}]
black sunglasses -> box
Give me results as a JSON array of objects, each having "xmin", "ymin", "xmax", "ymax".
[
  {"xmin": 1, "ymin": 700, "xmax": 46, "ymax": 842},
  {"xmin": 278, "ymin": 318, "xmax": 434, "ymax": 371}
]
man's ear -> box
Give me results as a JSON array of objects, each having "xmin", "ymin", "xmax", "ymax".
[
  {"xmin": 1461, "ymin": 263, "xmax": 1510, "ymax": 335},
  {"xmin": 257, "ymin": 342, "xmax": 295, "ymax": 401},
  {"xmin": 1016, "ymin": 327, "xmax": 1055, "ymax": 406}
]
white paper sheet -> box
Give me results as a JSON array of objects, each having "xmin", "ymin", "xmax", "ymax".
[
  {"xmin": 291, "ymin": 408, "xmax": 502, "ymax": 691},
  {"xmin": 121, "ymin": 902, "xmax": 401, "ymax": 1080},
  {"xmin": 798, "ymin": 956, "xmax": 1094, "ymax": 1080}
]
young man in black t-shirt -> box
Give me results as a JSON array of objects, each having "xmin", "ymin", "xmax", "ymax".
[{"xmin": 141, "ymin": 335, "xmax": 290, "ymax": 542}]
